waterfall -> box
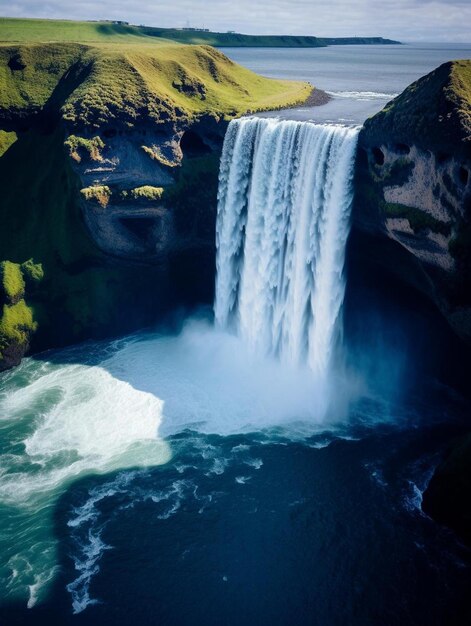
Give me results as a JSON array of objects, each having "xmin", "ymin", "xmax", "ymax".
[{"xmin": 215, "ymin": 117, "xmax": 359, "ymax": 380}]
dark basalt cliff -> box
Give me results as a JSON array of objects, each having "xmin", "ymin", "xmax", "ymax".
[
  {"xmin": 352, "ymin": 60, "xmax": 471, "ymax": 546},
  {"xmin": 353, "ymin": 60, "xmax": 471, "ymax": 344}
]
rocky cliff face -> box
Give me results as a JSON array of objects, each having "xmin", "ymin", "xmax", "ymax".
[
  {"xmin": 67, "ymin": 115, "xmax": 227, "ymax": 263},
  {"xmin": 352, "ymin": 60, "xmax": 471, "ymax": 546},
  {"xmin": 0, "ymin": 41, "xmax": 312, "ymax": 369},
  {"xmin": 422, "ymin": 432, "xmax": 471, "ymax": 546},
  {"xmin": 354, "ymin": 60, "xmax": 471, "ymax": 343}
]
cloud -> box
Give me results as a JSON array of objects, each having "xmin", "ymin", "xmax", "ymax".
[{"xmin": 4, "ymin": 0, "xmax": 471, "ymax": 41}]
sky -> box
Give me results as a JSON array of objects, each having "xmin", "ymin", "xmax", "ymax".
[{"xmin": 3, "ymin": 0, "xmax": 471, "ymax": 42}]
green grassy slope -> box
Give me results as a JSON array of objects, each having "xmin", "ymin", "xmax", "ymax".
[
  {"xmin": 0, "ymin": 17, "xmax": 400, "ymax": 47},
  {"xmin": 0, "ymin": 42, "xmax": 311, "ymax": 128}
]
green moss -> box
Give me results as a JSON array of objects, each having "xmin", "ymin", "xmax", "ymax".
[
  {"xmin": 141, "ymin": 145, "xmax": 179, "ymax": 168},
  {"xmin": 446, "ymin": 60, "xmax": 471, "ymax": 138},
  {"xmin": 0, "ymin": 258, "xmax": 44, "ymax": 362},
  {"xmin": 126, "ymin": 186, "xmax": 164, "ymax": 201},
  {"xmin": 21, "ymin": 259, "xmax": 44, "ymax": 282},
  {"xmin": 0, "ymin": 299, "xmax": 36, "ymax": 344},
  {"xmin": 80, "ymin": 185, "xmax": 112, "ymax": 208},
  {"xmin": 0, "ymin": 127, "xmax": 102, "ymax": 343},
  {"xmin": 0, "ymin": 129, "xmax": 17, "ymax": 156},
  {"xmin": 382, "ymin": 202, "xmax": 451, "ymax": 236},
  {"xmin": 64, "ymin": 135, "xmax": 105, "ymax": 162},
  {"xmin": 1, "ymin": 260, "xmax": 25, "ymax": 301}
]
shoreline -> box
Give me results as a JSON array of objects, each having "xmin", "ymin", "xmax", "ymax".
[{"xmin": 302, "ymin": 86, "xmax": 332, "ymax": 106}]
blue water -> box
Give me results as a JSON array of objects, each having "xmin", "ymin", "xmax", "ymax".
[
  {"xmin": 1, "ymin": 325, "xmax": 470, "ymax": 625},
  {"xmin": 223, "ymin": 43, "xmax": 471, "ymax": 123}
]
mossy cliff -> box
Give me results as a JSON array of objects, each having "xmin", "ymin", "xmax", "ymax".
[
  {"xmin": 354, "ymin": 60, "xmax": 471, "ymax": 344},
  {"xmin": 0, "ymin": 260, "xmax": 43, "ymax": 370},
  {"xmin": 0, "ymin": 40, "xmax": 313, "ymax": 369}
]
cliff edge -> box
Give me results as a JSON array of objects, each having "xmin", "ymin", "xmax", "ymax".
[{"xmin": 354, "ymin": 60, "xmax": 471, "ymax": 343}]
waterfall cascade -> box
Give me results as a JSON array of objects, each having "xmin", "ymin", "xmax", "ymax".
[{"xmin": 215, "ymin": 117, "xmax": 359, "ymax": 379}]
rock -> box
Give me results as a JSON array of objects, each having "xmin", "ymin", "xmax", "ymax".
[
  {"xmin": 354, "ymin": 60, "xmax": 471, "ymax": 343},
  {"xmin": 422, "ymin": 433, "xmax": 471, "ymax": 546},
  {"xmin": 67, "ymin": 116, "xmax": 228, "ymax": 263}
]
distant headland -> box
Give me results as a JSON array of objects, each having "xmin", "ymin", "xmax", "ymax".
[{"xmin": 0, "ymin": 17, "xmax": 402, "ymax": 47}]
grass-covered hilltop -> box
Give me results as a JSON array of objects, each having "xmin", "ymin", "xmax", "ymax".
[
  {"xmin": 0, "ymin": 17, "xmax": 401, "ymax": 47},
  {"xmin": 0, "ymin": 20, "xmax": 318, "ymax": 370},
  {"xmin": 0, "ymin": 41, "xmax": 311, "ymax": 127}
]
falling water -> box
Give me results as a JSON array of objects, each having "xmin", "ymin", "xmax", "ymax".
[{"xmin": 215, "ymin": 117, "xmax": 359, "ymax": 380}]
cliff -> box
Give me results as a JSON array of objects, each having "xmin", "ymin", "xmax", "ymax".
[
  {"xmin": 354, "ymin": 60, "xmax": 471, "ymax": 344},
  {"xmin": 352, "ymin": 61, "xmax": 471, "ymax": 546},
  {"xmin": 0, "ymin": 40, "xmax": 312, "ymax": 368}
]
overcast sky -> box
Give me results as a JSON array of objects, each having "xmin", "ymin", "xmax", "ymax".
[{"xmin": 4, "ymin": 0, "xmax": 471, "ymax": 42}]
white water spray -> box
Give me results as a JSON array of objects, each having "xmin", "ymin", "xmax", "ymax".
[{"xmin": 215, "ymin": 117, "xmax": 359, "ymax": 380}]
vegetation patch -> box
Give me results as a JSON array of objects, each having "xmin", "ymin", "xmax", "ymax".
[
  {"xmin": 21, "ymin": 259, "xmax": 44, "ymax": 282},
  {"xmin": 0, "ymin": 299, "xmax": 36, "ymax": 350},
  {"xmin": 0, "ymin": 259, "xmax": 43, "ymax": 365},
  {"xmin": 80, "ymin": 185, "xmax": 112, "ymax": 208},
  {"xmin": 1, "ymin": 260, "xmax": 25, "ymax": 302},
  {"xmin": 0, "ymin": 130, "xmax": 17, "ymax": 157},
  {"xmin": 64, "ymin": 134, "xmax": 105, "ymax": 162},
  {"xmin": 122, "ymin": 186, "xmax": 165, "ymax": 202},
  {"xmin": 141, "ymin": 145, "xmax": 179, "ymax": 168}
]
